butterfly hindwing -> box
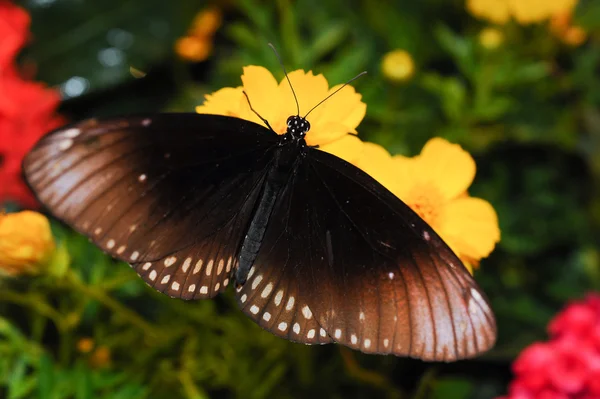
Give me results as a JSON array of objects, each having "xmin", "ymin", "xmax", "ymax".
[
  {"xmin": 23, "ymin": 114, "xmax": 279, "ymax": 299},
  {"xmin": 234, "ymin": 167, "xmax": 333, "ymax": 344},
  {"xmin": 236, "ymin": 148, "xmax": 496, "ymax": 360}
]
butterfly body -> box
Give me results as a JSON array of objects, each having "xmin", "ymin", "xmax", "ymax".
[
  {"xmin": 23, "ymin": 112, "xmax": 496, "ymax": 361},
  {"xmin": 237, "ymin": 115, "xmax": 310, "ymax": 283}
]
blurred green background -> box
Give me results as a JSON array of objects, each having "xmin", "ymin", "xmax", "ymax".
[{"xmin": 2, "ymin": 0, "xmax": 600, "ymax": 397}]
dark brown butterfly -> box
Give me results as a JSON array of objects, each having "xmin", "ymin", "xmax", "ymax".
[{"xmin": 23, "ymin": 83, "xmax": 496, "ymax": 362}]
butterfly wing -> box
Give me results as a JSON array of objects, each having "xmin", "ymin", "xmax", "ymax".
[
  {"xmin": 23, "ymin": 113, "xmax": 279, "ymax": 299},
  {"xmin": 235, "ymin": 148, "xmax": 496, "ymax": 360}
]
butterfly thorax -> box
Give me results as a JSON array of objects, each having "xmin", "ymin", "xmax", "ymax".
[{"xmin": 279, "ymin": 115, "xmax": 309, "ymax": 147}]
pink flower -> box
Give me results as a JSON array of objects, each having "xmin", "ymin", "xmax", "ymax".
[{"xmin": 499, "ymin": 294, "xmax": 600, "ymax": 399}]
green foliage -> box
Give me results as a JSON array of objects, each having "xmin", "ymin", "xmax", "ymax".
[{"xmin": 3, "ymin": 0, "xmax": 600, "ymax": 397}]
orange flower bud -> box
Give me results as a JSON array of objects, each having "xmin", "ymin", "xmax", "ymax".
[{"xmin": 0, "ymin": 211, "xmax": 55, "ymax": 276}]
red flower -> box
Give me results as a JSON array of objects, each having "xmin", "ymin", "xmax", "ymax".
[
  {"xmin": 0, "ymin": 1, "xmax": 64, "ymax": 208},
  {"xmin": 499, "ymin": 294, "xmax": 600, "ymax": 399},
  {"xmin": 0, "ymin": 0, "xmax": 30, "ymax": 68},
  {"xmin": 549, "ymin": 294, "xmax": 600, "ymax": 340}
]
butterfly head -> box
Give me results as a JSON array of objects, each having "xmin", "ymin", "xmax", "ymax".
[{"xmin": 286, "ymin": 115, "xmax": 310, "ymax": 139}]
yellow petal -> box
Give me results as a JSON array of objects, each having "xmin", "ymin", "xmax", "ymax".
[
  {"xmin": 388, "ymin": 155, "xmax": 419, "ymax": 201},
  {"xmin": 308, "ymin": 84, "xmax": 366, "ymax": 132},
  {"xmin": 280, "ymin": 70, "xmax": 329, "ymax": 121},
  {"xmin": 241, "ymin": 66, "xmax": 281, "ymax": 126},
  {"xmin": 437, "ymin": 197, "xmax": 500, "ymax": 262},
  {"xmin": 354, "ymin": 142, "xmax": 396, "ymax": 190},
  {"xmin": 320, "ymin": 134, "xmax": 365, "ymax": 164},
  {"xmin": 196, "ymin": 87, "xmax": 245, "ymax": 116},
  {"xmin": 466, "ymin": 0, "xmax": 511, "ymax": 23},
  {"xmin": 414, "ymin": 138, "xmax": 476, "ymax": 201},
  {"xmin": 306, "ymin": 121, "xmax": 353, "ymax": 147}
]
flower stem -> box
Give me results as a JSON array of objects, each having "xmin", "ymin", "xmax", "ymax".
[{"xmin": 64, "ymin": 272, "xmax": 162, "ymax": 339}]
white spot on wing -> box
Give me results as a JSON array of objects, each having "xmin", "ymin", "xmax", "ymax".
[
  {"xmin": 383, "ymin": 339, "xmax": 390, "ymax": 348},
  {"xmin": 307, "ymin": 329, "xmax": 315, "ymax": 339},
  {"xmin": 182, "ymin": 257, "xmax": 192, "ymax": 273},
  {"xmin": 164, "ymin": 256, "xmax": 177, "ymax": 267},
  {"xmin": 171, "ymin": 281, "xmax": 180, "ymax": 291},
  {"xmin": 200, "ymin": 286, "xmax": 208, "ymax": 294},
  {"xmin": 293, "ymin": 323, "xmax": 300, "ymax": 334},
  {"xmin": 261, "ymin": 282, "xmax": 273, "ymax": 298},
  {"xmin": 106, "ymin": 239, "xmax": 115, "ymax": 249},
  {"xmin": 320, "ymin": 328, "xmax": 326, "ymax": 337},
  {"xmin": 285, "ymin": 296, "xmax": 295, "ymax": 311},
  {"xmin": 334, "ymin": 329, "xmax": 342, "ymax": 339},
  {"xmin": 274, "ymin": 290, "xmax": 283, "ymax": 306},
  {"xmin": 251, "ymin": 275, "xmax": 263, "ymax": 290},
  {"xmin": 278, "ymin": 322, "xmax": 288, "ymax": 332},
  {"xmin": 217, "ymin": 259, "xmax": 224, "ymax": 275},
  {"xmin": 130, "ymin": 251, "xmax": 139, "ymax": 261},
  {"xmin": 160, "ymin": 275, "xmax": 170, "ymax": 284},
  {"xmin": 149, "ymin": 270, "xmax": 157, "ymax": 281},
  {"xmin": 63, "ymin": 128, "xmax": 81, "ymax": 138},
  {"xmin": 423, "ymin": 231, "xmax": 431, "ymax": 240},
  {"xmin": 351, "ymin": 334, "xmax": 357, "ymax": 344},
  {"xmin": 302, "ymin": 305, "xmax": 312, "ymax": 319},
  {"xmin": 263, "ymin": 312, "xmax": 271, "ymax": 321},
  {"xmin": 138, "ymin": 174, "xmax": 147, "ymax": 182},
  {"xmin": 250, "ymin": 305, "xmax": 259, "ymax": 314},
  {"xmin": 240, "ymin": 294, "xmax": 247, "ymax": 303},
  {"xmin": 364, "ymin": 339, "xmax": 371, "ymax": 349},
  {"xmin": 58, "ymin": 139, "xmax": 73, "ymax": 151},
  {"xmin": 142, "ymin": 262, "xmax": 152, "ymax": 271},
  {"xmin": 205, "ymin": 260, "xmax": 214, "ymax": 276},
  {"xmin": 188, "ymin": 284, "xmax": 196, "ymax": 292},
  {"xmin": 193, "ymin": 259, "xmax": 203, "ymax": 274}
]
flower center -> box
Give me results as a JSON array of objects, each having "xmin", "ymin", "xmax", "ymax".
[{"xmin": 403, "ymin": 182, "xmax": 444, "ymax": 229}]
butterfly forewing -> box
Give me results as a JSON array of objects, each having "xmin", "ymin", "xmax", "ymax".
[{"xmin": 23, "ymin": 114, "xmax": 279, "ymax": 298}]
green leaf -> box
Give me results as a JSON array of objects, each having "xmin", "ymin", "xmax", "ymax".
[
  {"xmin": 37, "ymin": 354, "xmax": 54, "ymax": 399},
  {"xmin": 430, "ymin": 378, "xmax": 473, "ymax": 399},
  {"xmin": 23, "ymin": 0, "xmax": 200, "ymax": 98},
  {"xmin": 47, "ymin": 242, "xmax": 71, "ymax": 279}
]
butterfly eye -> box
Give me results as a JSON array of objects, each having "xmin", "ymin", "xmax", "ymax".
[
  {"xmin": 301, "ymin": 120, "xmax": 310, "ymax": 133},
  {"xmin": 286, "ymin": 116, "xmax": 295, "ymax": 127}
]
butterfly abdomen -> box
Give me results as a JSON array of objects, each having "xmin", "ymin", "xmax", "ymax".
[{"xmin": 236, "ymin": 143, "xmax": 301, "ymax": 283}]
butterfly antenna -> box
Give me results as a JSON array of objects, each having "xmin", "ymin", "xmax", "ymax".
[
  {"xmin": 243, "ymin": 91, "xmax": 275, "ymax": 132},
  {"xmin": 268, "ymin": 43, "xmax": 300, "ymax": 116},
  {"xmin": 304, "ymin": 71, "xmax": 367, "ymax": 119}
]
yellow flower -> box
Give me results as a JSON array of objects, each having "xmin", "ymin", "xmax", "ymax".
[
  {"xmin": 77, "ymin": 337, "xmax": 95, "ymax": 354},
  {"xmin": 189, "ymin": 7, "xmax": 222, "ymax": 38},
  {"xmin": 0, "ymin": 211, "xmax": 55, "ymax": 276},
  {"xmin": 466, "ymin": 0, "xmax": 577, "ymax": 24},
  {"xmin": 385, "ymin": 138, "xmax": 500, "ymax": 273},
  {"xmin": 175, "ymin": 7, "xmax": 222, "ymax": 62},
  {"xmin": 89, "ymin": 346, "xmax": 111, "ymax": 368},
  {"xmin": 550, "ymin": 11, "xmax": 587, "ymax": 46},
  {"xmin": 381, "ymin": 50, "xmax": 415, "ymax": 82},
  {"xmin": 196, "ymin": 66, "xmax": 367, "ymax": 157},
  {"xmin": 479, "ymin": 27, "xmax": 505, "ymax": 49},
  {"xmin": 175, "ymin": 36, "xmax": 213, "ymax": 62}
]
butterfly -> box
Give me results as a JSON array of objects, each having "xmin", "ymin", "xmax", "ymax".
[{"xmin": 23, "ymin": 73, "xmax": 496, "ymax": 362}]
